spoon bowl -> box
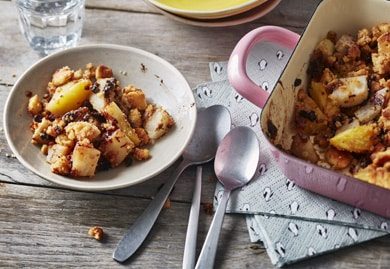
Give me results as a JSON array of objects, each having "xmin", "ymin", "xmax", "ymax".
[
  {"xmin": 183, "ymin": 105, "xmax": 232, "ymax": 163},
  {"xmin": 195, "ymin": 126, "xmax": 260, "ymax": 269},
  {"xmin": 214, "ymin": 126, "xmax": 260, "ymax": 190}
]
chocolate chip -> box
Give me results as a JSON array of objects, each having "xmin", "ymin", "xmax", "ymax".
[
  {"xmin": 33, "ymin": 114, "xmax": 43, "ymax": 123},
  {"xmin": 298, "ymin": 110, "xmax": 317, "ymax": 121},
  {"xmin": 91, "ymin": 82, "xmax": 100, "ymax": 93},
  {"xmin": 140, "ymin": 63, "xmax": 147, "ymax": 73},
  {"xmin": 97, "ymin": 156, "xmax": 111, "ymax": 171},
  {"xmin": 294, "ymin": 78, "xmax": 302, "ymax": 87},
  {"xmin": 267, "ymin": 120, "xmax": 278, "ymax": 139},
  {"xmin": 103, "ymin": 79, "xmax": 116, "ymax": 98}
]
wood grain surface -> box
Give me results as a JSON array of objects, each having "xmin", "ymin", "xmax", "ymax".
[{"xmin": 0, "ymin": 0, "xmax": 389, "ymax": 268}]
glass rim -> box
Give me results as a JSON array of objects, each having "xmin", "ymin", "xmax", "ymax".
[{"xmin": 15, "ymin": 0, "xmax": 85, "ymax": 5}]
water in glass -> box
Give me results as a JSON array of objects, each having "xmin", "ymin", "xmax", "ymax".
[{"xmin": 15, "ymin": 0, "xmax": 85, "ymax": 55}]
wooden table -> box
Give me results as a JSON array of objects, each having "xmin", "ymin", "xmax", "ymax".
[{"xmin": 0, "ymin": 0, "xmax": 389, "ymax": 268}]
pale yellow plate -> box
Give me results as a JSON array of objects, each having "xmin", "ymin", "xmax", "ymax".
[
  {"xmin": 149, "ymin": 0, "xmax": 268, "ymax": 19},
  {"xmin": 146, "ymin": 0, "xmax": 281, "ymax": 27}
]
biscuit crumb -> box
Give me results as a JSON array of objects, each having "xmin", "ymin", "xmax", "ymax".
[
  {"xmin": 163, "ymin": 198, "xmax": 171, "ymax": 209},
  {"xmin": 95, "ymin": 65, "xmax": 113, "ymax": 79},
  {"xmin": 88, "ymin": 226, "xmax": 104, "ymax": 241},
  {"xmin": 202, "ymin": 203, "xmax": 213, "ymax": 215},
  {"xmin": 140, "ymin": 63, "xmax": 147, "ymax": 73},
  {"xmin": 41, "ymin": 144, "xmax": 49, "ymax": 155}
]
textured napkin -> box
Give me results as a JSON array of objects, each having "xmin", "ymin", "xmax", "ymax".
[{"xmin": 192, "ymin": 41, "xmax": 388, "ymax": 267}]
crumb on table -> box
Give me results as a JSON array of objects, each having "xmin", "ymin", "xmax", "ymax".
[
  {"xmin": 202, "ymin": 203, "xmax": 214, "ymax": 215},
  {"xmin": 88, "ymin": 226, "xmax": 104, "ymax": 241},
  {"xmin": 163, "ymin": 198, "xmax": 171, "ymax": 209}
]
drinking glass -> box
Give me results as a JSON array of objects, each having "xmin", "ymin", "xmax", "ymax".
[{"xmin": 15, "ymin": 0, "xmax": 85, "ymax": 56}]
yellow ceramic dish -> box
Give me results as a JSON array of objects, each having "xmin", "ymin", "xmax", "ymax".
[
  {"xmin": 145, "ymin": 0, "xmax": 281, "ymax": 27},
  {"xmin": 148, "ymin": 0, "xmax": 268, "ymax": 19}
]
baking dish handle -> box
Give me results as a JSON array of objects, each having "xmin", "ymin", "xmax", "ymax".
[{"xmin": 228, "ymin": 26, "xmax": 300, "ymax": 108}]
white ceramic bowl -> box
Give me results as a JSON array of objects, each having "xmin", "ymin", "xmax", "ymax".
[{"xmin": 3, "ymin": 44, "xmax": 197, "ymax": 191}]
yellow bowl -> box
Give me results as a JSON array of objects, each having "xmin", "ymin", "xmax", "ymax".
[{"xmin": 148, "ymin": 0, "xmax": 268, "ymax": 19}]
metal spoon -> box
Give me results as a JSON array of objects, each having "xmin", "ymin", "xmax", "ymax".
[
  {"xmin": 182, "ymin": 165, "xmax": 202, "ymax": 269},
  {"xmin": 195, "ymin": 126, "xmax": 260, "ymax": 269},
  {"xmin": 113, "ymin": 105, "xmax": 231, "ymax": 263}
]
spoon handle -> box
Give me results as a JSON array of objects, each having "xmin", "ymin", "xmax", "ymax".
[
  {"xmin": 113, "ymin": 160, "xmax": 190, "ymax": 263},
  {"xmin": 183, "ymin": 166, "xmax": 203, "ymax": 269},
  {"xmin": 195, "ymin": 189, "xmax": 231, "ymax": 269}
]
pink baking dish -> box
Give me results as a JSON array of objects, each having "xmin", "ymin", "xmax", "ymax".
[{"xmin": 228, "ymin": 0, "xmax": 390, "ymax": 218}]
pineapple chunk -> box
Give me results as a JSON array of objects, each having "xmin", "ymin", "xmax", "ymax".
[
  {"xmin": 104, "ymin": 102, "xmax": 140, "ymax": 145},
  {"xmin": 89, "ymin": 91, "xmax": 107, "ymax": 112},
  {"xmin": 100, "ymin": 129, "xmax": 134, "ymax": 167},
  {"xmin": 47, "ymin": 144, "xmax": 72, "ymax": 164},
  {"xmin": 46, "ymin": 79, "xmax": 92, "ymax": 116},
  {"xmin": 144, "ymin": 105, "xmax": 175, "ymax": 140},
  {"xmin": 71, "ymin": 143, "xmax": 101, "ymax": 177},
  {"xmin": 328, "ymin": 76, "xmax": 369, "ymax": 108},
  {"xmin": 51, "ymin": 156, "xmax": 71, "ymax": 176},
  {"xmin": 329, "ymin": 125, "xmax": 378, "ymax": 153},
  {"xmin": 47, "ymin": 144, "xmax": 72, "ymax": 175},
  {"xmin": 88, "ymin": 78, "xmax": 117, "ymax": 112},
  {"xmin": 309, "ymin": 81, "xmax": 328, "ymax": 111}
]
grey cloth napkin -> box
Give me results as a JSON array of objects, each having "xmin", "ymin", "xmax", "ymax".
[{"xmin": 191, "ymin": 40, "xmax": 388, "ymax": 267}]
